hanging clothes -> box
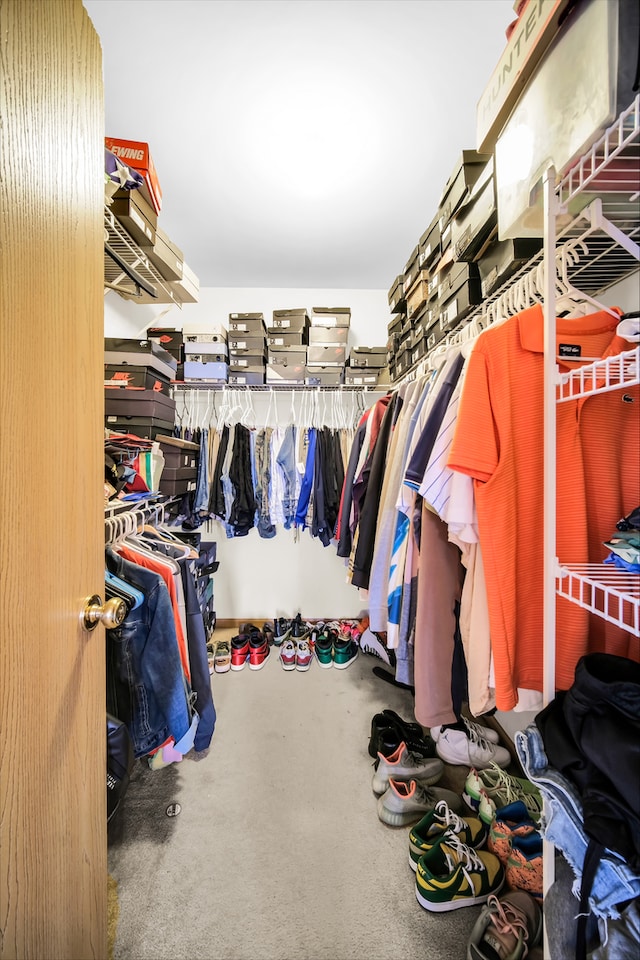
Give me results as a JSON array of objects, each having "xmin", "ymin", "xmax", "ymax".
[{"xmin": 448, "ymin": 305, "xmax": 639, "ymax": 710}]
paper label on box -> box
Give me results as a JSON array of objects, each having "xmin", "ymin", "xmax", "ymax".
[
  {"xmin": 274, "ymin": 319, "xmax": 291, "ymax": 329},
  {"xmin": 236, "ymin": 358, "xmax": 248, "ymax": 367},
  {"xmin": 427, "ymin": 332, "xmax": 437, "ymax": 349},
  {"xmin": 107, "ymin": 416, "xmax": 117, "ymax": 422},
  {"xmin": 269, "ymin": 337, "xmax": 285, "ymax": 346},
  {"xmin": 229, "ymin": 376, "xmax": 247, "ymax": 384},
  {"xmin": 188, "ymin": 481, "xmax": 196, "ymax": 492},
  {"xmin": 232, "ymin": 341, "xmax": 247, "ymax": 350},
  {"xmin": 447, "ymin": 300, "xmax": 458, "ymax": 324},
  {"xmin": 233, "ymin": 323, "xmax": 247, "ymax": 332}
]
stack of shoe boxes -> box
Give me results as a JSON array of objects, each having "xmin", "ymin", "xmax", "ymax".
[
  {"xmin": 104, "ymin": 338, "xmax": 177, "ymax": 439},
  {"xmin": 345, "ymin": 347, "xmax": 388, "ymax": 386},
  {"xmin": 266, "ymin": 309, "xmax": 309, "ymax": 384},
  {"xmin": 228, "ymin": 313, "xmax": 267, "ymax": 385},
  {"xmin": 387, "ymin": 149, "xmax": 544, "ymax": 383},
  {"xmin": 306, "ymin": 308, "xmax": 350, "ymax": 385},
  {"xmin": 156, "ymin": 435, "xmax": 199, "ymax": 497},
  {"xmin": 183, "ymin": 327, "xmax": 229, "ymax": 382},
  {"xmin": 386, "ymin": 277, "xmax": 406, "ymax": 382}
]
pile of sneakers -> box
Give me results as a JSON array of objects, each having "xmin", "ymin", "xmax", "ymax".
[
  {"xmin": 215, "ymin": 615, "xmax": 365, "ymax": 673},
  {"xmin": 366, "ymin": 708, "xmax": 546, "ymax": 934},
  {"xmin": 463, "ymin": 763, "xmax": 544, "ymax": 904}
]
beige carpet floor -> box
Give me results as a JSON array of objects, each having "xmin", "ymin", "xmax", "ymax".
[{"xmin": 107, "ymin": 628, "xmax": 524, "ymax": 960}]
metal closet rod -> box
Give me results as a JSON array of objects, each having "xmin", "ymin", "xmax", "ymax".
[{"xmin": 171, "ymin": 382, "xmax": 389, "ymax": 392}]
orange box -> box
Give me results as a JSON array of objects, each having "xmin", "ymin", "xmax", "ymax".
[{"xmin": 105, "ymin": 137, "xmax": 162, "ymax": 214}]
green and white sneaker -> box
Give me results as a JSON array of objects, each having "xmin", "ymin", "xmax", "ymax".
[
  {"xmin": 314, "ymin": 628, "xmax": 336, "ymax": 668},
  {"xmin": 415, "ymin": 831, "xmax": 504, "ymax": 912},
  {"xmin": 409, "ymin": 800, "xmax": 487, "ymax": 872},
  {"xmin": 333, "ymin": 636, "xmax": 358, "ymax": 670},
  {"xmin": 372, "ymin": 742, "xmax": 444, "ymax": 797},
  {"xmin": 464, "ymin": 763, "xmax": 543, "ymax": 824}
]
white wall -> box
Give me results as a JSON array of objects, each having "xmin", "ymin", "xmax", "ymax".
[
  {"xmin": 104, "ymin": 285, "xmax": 390, "ymax": 621},
  {"xmin": 104, "ymin": 286, "xmax": 390, "ymax": 345}
]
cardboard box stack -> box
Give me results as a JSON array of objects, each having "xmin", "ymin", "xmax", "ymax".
[
  {"xmin": 104, "ymin": 338, "xmax": 177, "ymax": 439},
  {"xmin": 183, "ymin": 328, "xmax": 229, "ymax": 383},
  {"xmin": 305, "ymin": 308, "xmax": 350, "ymax": 385},
  {"xmin": 387, "ymin": 148, "xmax": 543, "ymax": 382},
  {"xmin": 228, "ymin": 314, "xmax": 267, "ymax": 385},
  {"xmin": 266, "ymin": 309, "xmax": 309, "ymax": 384}
]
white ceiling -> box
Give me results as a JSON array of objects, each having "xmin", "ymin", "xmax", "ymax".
[{"xmin": 85, "ymin": 0, "xmax": 515, "ymax": 290}]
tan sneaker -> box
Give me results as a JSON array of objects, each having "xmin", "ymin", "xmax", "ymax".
[{"xmin": 213, "ymin": 639, "xmax": 231, "ymax": 674}]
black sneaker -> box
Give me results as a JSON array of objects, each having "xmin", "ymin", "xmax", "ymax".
[
  {"xmin": 272, "ymin": 618, "xmax": 291, "ymax": 647},
  {"xmin": 368, "ymin": 711, "xmax": 437, "ymax": 760},
  {"xmin": 290, "ymin": 613, "xmax": 309, "ymax": 640}
]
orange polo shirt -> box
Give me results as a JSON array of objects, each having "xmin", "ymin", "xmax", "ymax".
[{"xmin": 448, "ymin": 305, "xmax": 639, "ymax": 710}]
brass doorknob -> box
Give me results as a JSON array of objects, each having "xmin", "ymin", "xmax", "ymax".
[{"xmin": 82, "ymin": 594, "xmax": 127, "ymax": 631}]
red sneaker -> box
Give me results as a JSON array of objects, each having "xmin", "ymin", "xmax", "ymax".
[
  {"xmin": 230, "ymin": 634, "xmax": 250, "ymax": 671},
  {"xmin": 249, "ymin": 634, "xmax": 270, "ymax": 671}
]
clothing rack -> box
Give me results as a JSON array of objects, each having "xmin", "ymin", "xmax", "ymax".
[{"xmin": 105, "ymin": 498, "xmax": 172, "ymax": 544}]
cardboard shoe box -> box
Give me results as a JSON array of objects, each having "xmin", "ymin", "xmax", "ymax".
[
  {"xmin": 104, "ymin": 363, "xmax": 171, "ymax": 396},
  {"xmin": 266, "ymin": 357, "xmax": 306, "ymax": 384},
  {"xmin": 405, "ymin": 273, "xmax": 430, "ymax": 319},
  {"xmin": 478, "ymin": 237, "xmax": 544, "ymax": 298},
  {"xmin": 349, "ymin": 347, "xmax": 388, "ymax": 369},
  {"xmin": 438, "ymin": 261, "xmax": 482, "ymax": 333},
  {"xmin": 438, "ymin": 150, "xmax": 492, "ymax": 231},
  {"xmin": 228, "ymin": 313, "xmax": 266, "ymax": 334},
  {"xmin": 104, "ymin": 338, "xmax": 177, "ymax": 381},
  {"xmin": 147, "ymin": 328, "xmax": 184, "ymax": 363},
  {"xmin": 267, "ymin": 347, "xmax": 307, "ymax": 367},
  {"xmin": 157, "ymin": 435, "xmax": 199, "ymax": 470},
  {"xmin": 168, "ymin": 262, "xmax": 199, "ymax": 304},
  {"xmin": 419, "ymin": 214, "xmax": 441, "ymax": 273},
  {"xmin": 105, "ymin": 137, "xmax": 162, "ymax": 214},
  {"xmin": 228, "ymin": 334, "xmax": 266, "ymax": 354},
  {"xmin": 104, "ymin": 389, "xmax": 176, "ymax": 421},
  {"xmin": 344, "ymin": 369, "xmax": 380, "ymax": 386},
  {"xmin": 266, "ymin": 331, "xmax": 308, "ymax": 348},
  {"xmin": 451, "ymin": 158, "xmax": 497, "ymax": 263},
  {"xmin": 307, "ymin": 326, "xmax": 348, "ymax": 346},
  {"xmin": 146, "ymin": 227, "xmax": 184, "ymax": 281},
  {"xmin": 185, "ymin": 327, "xmax": 228, "ymax": 344},
  {"xmin": 183, "ymin": 361, "xmax": 229, "ymax": 382},
  {"xmin": 403, "ymin": 245, "xmax": 420, "ymax": 293},
  {"xmin": 310, "ymin": 307, "xmax": 351, "ymax": 328},
  {"xmin": 228, "ymin": 352, "xmax": 267, "ymax": 369},
  {"xmin": 307, "ymin": 344, "xmax": 347, "ymax": 366},
  {"xmin": 184, "ymin": 340, "xmax": 228, "ymax": 361},
  {"xmin": 228, "ymin": 369, "xmax": 265, "ymax": 386},
  {"xmin": 111, "ymin": 188, "xmax": 157, "ymax": 247},
  {"xmin": 388, "ymin": 275, "xmax": 406, "ymax": 314},
  {"xmin": 269, "ymin": 312, "xmax": 309, "ymax": 335},
  {"xmin": 305, "ymin": 366, "xmax": 345, "ymax": 386},
  {"xmin": 105, "ymin": 416, "xmax": 174, "ymax": 440}
]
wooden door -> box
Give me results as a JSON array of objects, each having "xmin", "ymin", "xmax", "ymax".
[{"xmin": 0, "ymin": 2, "xmax": 106, "ymax": 958}]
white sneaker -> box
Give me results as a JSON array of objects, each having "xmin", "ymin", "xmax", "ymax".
[
  {"xmin": 435, "ymin": 725, "xmax": 511, "ymax": 770},
  {"xmin": 431, "ymin": 717, "xmax": 500, "ymax": 745},
  {"xmin": 359, "ymin": 628, "xmax": 391, "ymax": 665}
]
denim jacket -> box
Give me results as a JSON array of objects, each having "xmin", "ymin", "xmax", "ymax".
[
  {"xmin": 515, "ymin": 724, "xmax": 640, "ymax": 918},
  {"xmin": 106, "ymin": 548, "xmax": 192, "ymax": 758}
]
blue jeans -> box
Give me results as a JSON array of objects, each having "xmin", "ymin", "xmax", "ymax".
[
  {"xmin": 276, "ymin": 424, "xmax": 297, "ymax": 530},
  {"xmin": 515, "ymin": 724, "xmax": 640, "ymax": 918},
  {"xmin": 106, "ymin": 549, "xmax": 192, "ymax": 758}
]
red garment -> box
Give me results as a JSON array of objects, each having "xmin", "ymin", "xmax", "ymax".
[{"xmin": 117, "ymin": 544, "xmax": 191, "ymax": 684}]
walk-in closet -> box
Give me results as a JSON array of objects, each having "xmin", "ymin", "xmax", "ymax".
[{"xmin": 1, "ymin": 2, "xmax": 639, "ymax": 959}]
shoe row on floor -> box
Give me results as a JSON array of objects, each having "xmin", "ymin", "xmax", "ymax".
[
  {"xmin": 206, "ymin": 615, "xmax": 367, "ymax": 674},
  {"xmin": 367, "ymin": 710, "xmax": 544, "ymax": 958}
]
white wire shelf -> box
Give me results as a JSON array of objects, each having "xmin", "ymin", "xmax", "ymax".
[
  {"xmin": 557, "ymin": 95, "xmax": 640, "ymax": 214},
  {"xmin": 556, "ymin": 562, "xmax": 640, "ymax": 637},
  {"xmin": 557, "ymin": 346, "xmax": 640, "ymax": 401},
  {"xmin": 104, "ymin": 206, "xmax": 181, "ymax": 306}
]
